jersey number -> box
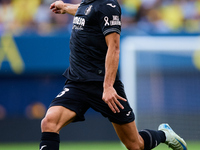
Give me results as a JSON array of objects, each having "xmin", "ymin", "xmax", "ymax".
[{"xmin": 56, "ymin": 88, "xmax": 69, "ymax": 98}]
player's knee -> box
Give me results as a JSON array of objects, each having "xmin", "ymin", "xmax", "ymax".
[
  {"xmin": 41, "ymin": 116, "xmax": 57, "ymax": 132},
  {"xmin": 41, "ymin": 117, "xmax": 50, "ymax": 131}
]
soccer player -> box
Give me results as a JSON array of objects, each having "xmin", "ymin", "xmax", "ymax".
[{"xmin": 39, "ymin": 0, "xmax": 187, "ymax": 150}]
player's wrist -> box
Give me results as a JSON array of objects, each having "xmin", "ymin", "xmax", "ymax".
[
  {"xmin": 62, "ymin": 3, "xmax": 70, "ymax": 14},
  {"xmin": 63, "ymin": 3, "xmax": 79, "ymax": 16},
  {"xmin": 103, "ymin": 82, "xmax": 114, "ymax": 89},
  {"xmin": 64, "ymin": 3, "xmax": 76, "ymax": 13}
]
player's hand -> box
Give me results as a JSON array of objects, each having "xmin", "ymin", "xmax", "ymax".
[
  {"xmin": 50, "ymin": 0, "xmax": 66, "ymax": 14},
  {"xmin": 102, "ymin": 86, "xmax": 127, "ymax": 113}
]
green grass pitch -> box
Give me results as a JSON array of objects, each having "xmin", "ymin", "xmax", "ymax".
[{"xmin": 0, "ymin": 141, "xmax": 199, "ymax": 150}]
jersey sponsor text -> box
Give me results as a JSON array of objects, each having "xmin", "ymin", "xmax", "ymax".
[{"xmin": 73, "ymin": 17, "xmax": 85, "ymax": 26}]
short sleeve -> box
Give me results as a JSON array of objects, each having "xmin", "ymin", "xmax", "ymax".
[{"xmin": 97, "ymin": 1, "xmax": 121, "ymax": 36}]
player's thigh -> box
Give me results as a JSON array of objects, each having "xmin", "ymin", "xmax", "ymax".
[
  {"xmin": 41, "ymin": 106, "xmax": 76, "ymax": 133},
  {"xmin": 112, "ymin": 121, "xmax": 144, "ymax": 150}
]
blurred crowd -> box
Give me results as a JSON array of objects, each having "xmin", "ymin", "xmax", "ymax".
[{"xmin": 0, "ymin": 0, "xmax": 200, "ymax": 36}]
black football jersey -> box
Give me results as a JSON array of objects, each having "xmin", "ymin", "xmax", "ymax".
[{"xmin": 63, "ymin": 0, "xmax": 121, "ymax": 81}]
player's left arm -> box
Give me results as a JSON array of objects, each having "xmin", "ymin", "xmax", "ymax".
[{"xmin": 102, "ymin": 32, "xmax": 127, "ymax": 114}]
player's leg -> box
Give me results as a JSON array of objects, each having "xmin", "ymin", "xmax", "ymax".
[
  {"xmin": 40, "ymin": 106, "xmax": 76, "ymax": 150},
  {"xmin": 41, "ymin": 106, "xmax": 76, "ymax": 133},
  {"xmin": 39, "ymin": 81, "xmax": 90, "ymax": 150},
  {"xmin": 112, "ymin": 121, "xmax": 144, "ymax": 150},
  {"xmin": 113, "ymin": 121, "xmax": 188, "ymax": 150},
  {"xmin": 112, "ymin": 121, "xmax": 166, "ymax": 150}
]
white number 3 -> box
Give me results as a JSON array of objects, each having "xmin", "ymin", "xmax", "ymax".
[{"xmin": 56, "ymin": 88, "xmax": 69, "ymax": 98}]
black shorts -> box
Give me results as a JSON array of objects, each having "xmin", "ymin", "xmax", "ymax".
[{"xmin": 50, "ymin": 80, "xmax": 135, "ymax": 124}]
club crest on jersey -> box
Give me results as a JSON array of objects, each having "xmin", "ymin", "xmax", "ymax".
[{"xmin": 85, "ymin": 5, "xmax": 92, "ymax": 15}]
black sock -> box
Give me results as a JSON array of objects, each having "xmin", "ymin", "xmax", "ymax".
[
  {"xmin": 139, "ymin": 129, "xmax": 166, "ymax": 150},
  {"xmin": 40, "ymin": 132, "xmax": 60, "ymax": 150}
]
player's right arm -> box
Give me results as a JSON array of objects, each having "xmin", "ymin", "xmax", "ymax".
[{"xmin": 50, "ymin": 0, "xmax": 80, "ymax": 16}]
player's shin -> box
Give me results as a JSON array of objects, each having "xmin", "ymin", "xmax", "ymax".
[{"xmin": 40, "ymin": 132, "xmax": 60, "ymax": 150}]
